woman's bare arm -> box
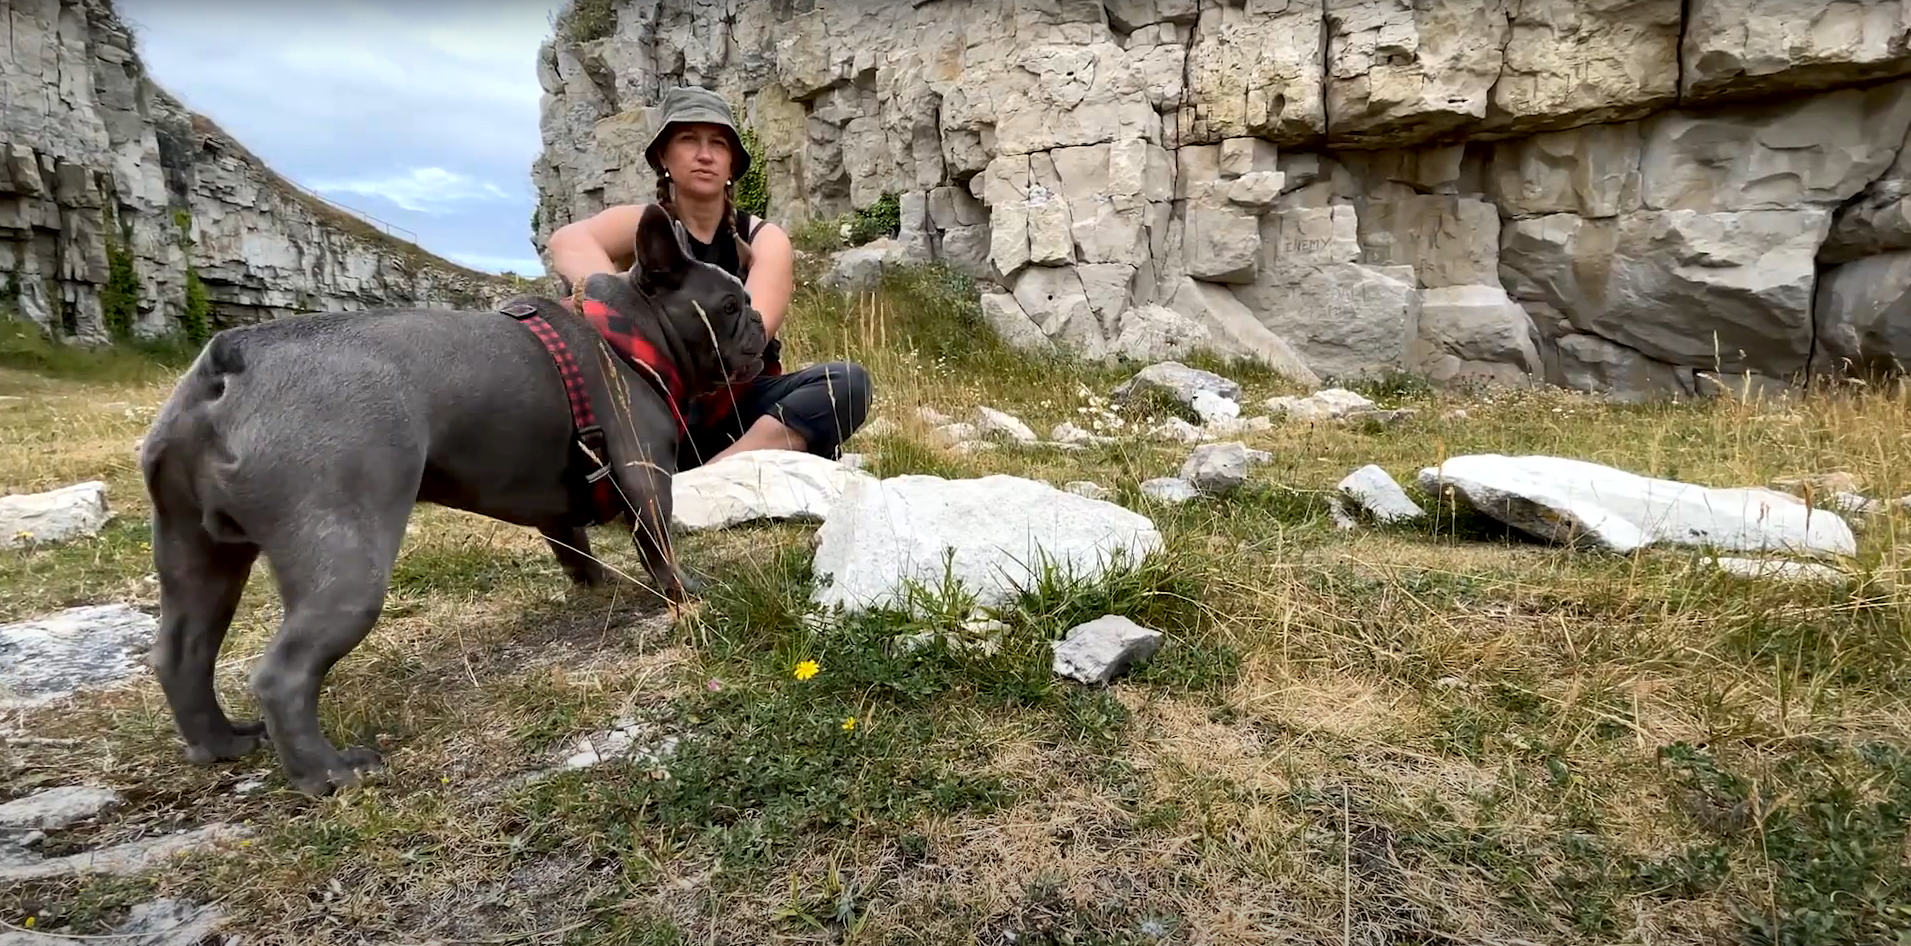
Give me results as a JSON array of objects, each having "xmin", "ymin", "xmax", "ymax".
[
  {"xmin": 546, "ymin": 204, "xmax": 647, "ymax": 287},
  {"xmin": 744, "ymin": 222, "xmax": 795, "ymax": 339}
]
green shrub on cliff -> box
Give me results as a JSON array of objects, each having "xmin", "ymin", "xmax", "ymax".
[
  {"xmin": 100, "ymin": 231, "xmax": 139, "ymax": 342},
  {"xmin": 557, "ymin": 0, "xmax": 616, "ymax": 43},
  {"xmin": 734, "ymin": 126, "xmax": 769, "ymax": 219},
  {"xmin": 173, "ymin": 211, "xmax": 211, "ymax": 346}
]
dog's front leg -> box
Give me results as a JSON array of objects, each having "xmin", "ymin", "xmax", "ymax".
[{"xmin": 614, "ymin": 457, "xmax": 696, "ymax": 612}]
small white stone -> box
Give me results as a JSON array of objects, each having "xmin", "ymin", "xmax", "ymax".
[
  {"xmin": 1336, "ymin": 464, "xmax": 1425, "ymax": 524},
  {"xmin": 1190, "ymin": 390, "xmax": 1241, "ymax": 424},
  {"xmin": 1140, "ymin": 477, "xmax": 1199, "ymax": 504},
  {"xmin": 1052, "ymin": 614, "xmax": 1165, "ymax": 684},
  {"xmin": 1181, "ymin": 442, "xmax": 1250, "ymax": 494},
  {"xmin": 974, "ymin": 406, "xmax": 1039, "ymax": 442},
  {"xmin": 1064, "ymin": 481, "xmax": 1113, "ymax": 501}
]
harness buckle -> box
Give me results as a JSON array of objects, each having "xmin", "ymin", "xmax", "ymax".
[{"xmin": 575, "ymin": 424, "xmax": 613, "ymax": 483}]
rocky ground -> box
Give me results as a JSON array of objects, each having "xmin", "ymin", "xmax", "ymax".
[{"xmin": 2, "ymin": 272, "xmax": 1910, "ymax": 945}]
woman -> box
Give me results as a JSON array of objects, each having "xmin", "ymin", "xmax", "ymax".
[{"xmin": 545, "ymin": 85, "xmax": 873, "ymax": 472}]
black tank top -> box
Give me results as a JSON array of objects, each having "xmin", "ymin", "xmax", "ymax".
[{"xmin": 681, "ymin": 207, "xmax": 761, "ymax": 280}]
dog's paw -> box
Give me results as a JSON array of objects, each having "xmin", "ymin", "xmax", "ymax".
[
  {"xmin": 287, "ymin": 746, "xmax": 386, "ymax": 796},
  {"xmin": 678, "ymin": 565, "xmax": 713, "ymax": 597},
  {"xmin": 668, "ymin": 597, "xmax": 705, "ymax": 626},
  {"xmin": 182, "ymin": 721, "xmax": 268, "ymax": 764}
]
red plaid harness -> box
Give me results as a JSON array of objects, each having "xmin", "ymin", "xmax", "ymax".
[{"xmin": 497, "ymin": 282, "xmax": 780, "ymax": 527}]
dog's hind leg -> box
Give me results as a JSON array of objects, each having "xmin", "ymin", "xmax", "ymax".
[
  {"xmin": 150, "ymin": 505, "xmax": 264, "ymax": 764},
  {"xmin": 248, "ymin": 502, "xmax": 410, "ymax": 796},
  {"xmin": 539, "ymin": 524, "xmax": 608, "ymax": 586}
]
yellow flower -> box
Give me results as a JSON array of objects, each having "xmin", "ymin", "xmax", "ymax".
[
  {"xmin": 793, "ymin": 659, "xmax": 820, "ymax": 681},
  {"xmin": 23, "ymin": 917, "xmax": 34, "ymax": 929},
  {"xmin": 841, "ymin": 716, "xmax": 857, "ymax": 732}
]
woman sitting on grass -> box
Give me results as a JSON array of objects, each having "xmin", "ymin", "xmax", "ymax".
[{"xmin": 545, "ymin": 85, "xmax": 873, "ymax": 471}]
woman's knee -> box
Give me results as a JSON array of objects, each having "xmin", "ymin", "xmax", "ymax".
[{"xmin": 828, "ymin": 361, "xmax": 873, "ymax": 416}]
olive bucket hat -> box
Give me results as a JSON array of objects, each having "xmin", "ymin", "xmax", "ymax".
[{"xmin": 644, "ymin": 85, "xmax": 750, "ymax": 183}]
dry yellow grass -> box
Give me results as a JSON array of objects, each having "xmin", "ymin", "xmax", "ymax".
[{"xmin": 3, "ymin": 275, "xmax": 1911, "ymax": 945}]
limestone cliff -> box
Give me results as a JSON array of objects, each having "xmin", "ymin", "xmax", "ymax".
[
  {"xmin": 531, "ymin": 0, "xmax": 1911, "ymax": 398},
  {"xmin": 1, "ymin": 0, "xmax": 516, "ymax": 345}
]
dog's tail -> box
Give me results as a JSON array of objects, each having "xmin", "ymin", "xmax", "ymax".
[{"xmin": 140, "ymin": 332, "xmax": 251, "ymax": 544}]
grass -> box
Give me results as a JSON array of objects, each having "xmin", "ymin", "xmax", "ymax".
[{"xmin": 4, "ymin": 268, "xmax": 1911, "ymax": 944}]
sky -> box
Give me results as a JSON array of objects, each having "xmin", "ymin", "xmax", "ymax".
[{"xmin": 114, "ymin": 0, "xmax": 563, "ymax": 277}]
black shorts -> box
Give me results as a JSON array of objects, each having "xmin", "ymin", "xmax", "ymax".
[{"xmin": 676, "ymin": 360, "xmax": 873, "ymax": 471}]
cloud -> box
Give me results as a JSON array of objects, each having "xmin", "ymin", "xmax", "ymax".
[
  {"xmin": 442, "ymin": 253, "xmax": 549, "ymax": 276},
  {"xmin": 114, "ymin": 0, "xmax": 562, "ymax": 275},
  {"xmin": 308, "ymin": 168, "xmax": 518, "ymax": 215}
]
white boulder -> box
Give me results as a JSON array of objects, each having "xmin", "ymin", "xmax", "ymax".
[
  {"xmin": 1417, "ymin": 454, "xmax": 1857, "ymax": 558},
  {"xmin": 810, "ymin": 474, "xmax": 1163, "ymax": 617}
]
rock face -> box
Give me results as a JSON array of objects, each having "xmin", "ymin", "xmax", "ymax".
[
  {"xmin": 532, "ymin": 0, "xmax": 1911, "ymax": 399},
  {"xmin": 2, "ymin": 0, "xmax": 514, "ymax": 344}
]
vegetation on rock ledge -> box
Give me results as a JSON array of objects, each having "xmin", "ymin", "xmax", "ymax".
[
  {"xmin": 99, "ymin": 209, "xmax": 140, "ymax": 343},
  {"xmin": 173, "ymin": 208, "xmax": 211, "ymax": 346},
  {"xmin": 555, "ymin": 0, "xmax": 616, "ymax": 44}
]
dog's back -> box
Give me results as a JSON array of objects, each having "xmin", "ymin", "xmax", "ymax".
[{"xmin": 142, "ymin": 310, "xmax": 429, "ymax": 545}]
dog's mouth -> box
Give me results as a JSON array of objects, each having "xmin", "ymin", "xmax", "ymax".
[{"xmin": 726, "ymin": 355, "xmax": 766, "ymax": 385}]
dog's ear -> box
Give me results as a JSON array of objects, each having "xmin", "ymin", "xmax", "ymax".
[{"xmin": 635, "ymin": 202, "xmax": 694, "ymax": 286}]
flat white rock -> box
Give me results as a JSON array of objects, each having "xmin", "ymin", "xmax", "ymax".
[
  {"xmin": 671, "ymin": 450, "xmax": 874, "ymax": 531},
  {"xmin": 1417, "ymin": 454, "xmax": 1857, "ymax": 558},
  {"xmin": 810, "ymin": 474, "xmax": 1164, "ymax": 616},
  {"xmin": 0, "ymin": 481, "xmax": 113, "ymax": 549},
  {"xmin": 0, "ymin": 786, "xmax": 123, "ymax": 832},
  {"xmin": 0, "ymin": 604, "xmax": 157, "ymax": 708}
]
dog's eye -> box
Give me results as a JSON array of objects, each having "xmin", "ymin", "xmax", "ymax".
[{"xmin": 725, "ymin": 298, "xmax": 739, "ymax": 315}]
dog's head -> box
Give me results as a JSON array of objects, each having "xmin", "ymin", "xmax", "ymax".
[{"xmin": 604, "ymin": 202, "xmax": 769, "ymax": 395}]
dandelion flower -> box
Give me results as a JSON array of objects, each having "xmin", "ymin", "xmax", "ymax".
[
  {"xmin": 793, "ymin": 659, "xmax": 820, "ymax": 681},
  {"xmin": 841, "ymin": 717, "xmax": 857, "ymax": 732}
]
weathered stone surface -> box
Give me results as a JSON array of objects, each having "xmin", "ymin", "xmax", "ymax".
[
  {"xmin": 1180, "ymin": 441, "xmax": 1250, "ymax": 494},
  {"xmin": 0, "ymin": 786, "xmax": 122, "ymax": 832},
  {"xmin": 1336, "ymin": 464, "xmax": 1426, "ymax": 525},
  {"xmin": 1501, "ymin": 208, "xmax": 1830, "ymax": 377},
  {"xmin": 1112, "ymin": 360, "xmax": 1242, "ymax": 408},
  {"xmin": 1680, "ymin": 0, "xmax": 1911, "ymax": 103},
  {"xmin": 532, "ymin": 0, "xmax": 1911, "ymax": 401},
  {"xmin": 0, "ymin": 823, "xmax": 251, "ymax": 883},
  {"xmin": 0, "ymin": 481, "xmax": 112, "ymax": 549},
  {"xmin": 1409, "ymin": 284, "xmax": 1542, "ymax": 389},
  {"xmin": 1811, "ymin": 251, "xmax": 1911, "ymax": 376},
  {"xmin": 1265, "ymin": 387, "xmax": 1377, "ymax": 421},
  {"xmin": 1418, "ymin": 454, "xmax": 1859, "ymax": 558},
  {"xmin": 1, "ymin": 604, "xmax": 157, "ymax": 708},
  {"xmin": 1139, "ymin": 476, "xmax": 1199, "ymax": 504},
  {"xmin": 1163, "ymin": 278, "xmax": 1321, "ymax": 385}
]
